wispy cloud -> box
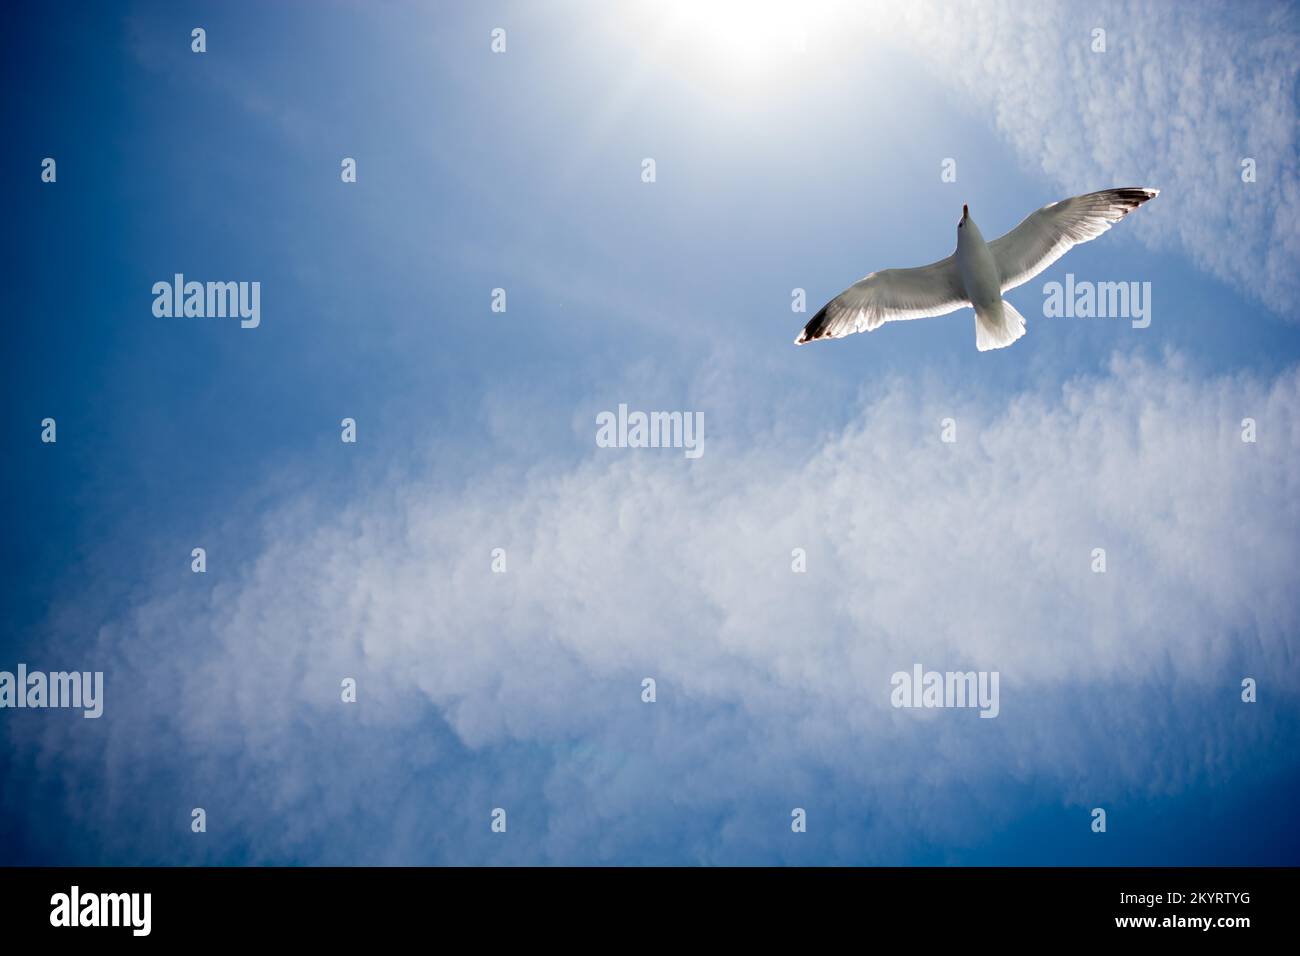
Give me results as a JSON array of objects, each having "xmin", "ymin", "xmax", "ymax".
[
  {"xmin": 894, "ymin": 0, "xmax": 1300, "ymax": 314},
  {"xmin": 9, "ymin": 352, "xmax": 1297, "ymax": 863}
]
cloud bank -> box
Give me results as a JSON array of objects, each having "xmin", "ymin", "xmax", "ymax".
[{"xmin": 7, "ymin": 351, "xmax": 1298, "ymax": 864}]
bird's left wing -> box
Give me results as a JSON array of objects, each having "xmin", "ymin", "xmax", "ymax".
[
  {"xmin": 990, "ymin": 187, "xmax": 1159, "ymax": 293},
  {"xmin": 795, "ymin": 256, "xmax": 967, "ymax": 345}
]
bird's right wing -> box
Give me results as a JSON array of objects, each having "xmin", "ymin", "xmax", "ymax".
[
  {"xmin": 989, "ymin": 187, "xmax": 1159, "ymax": 293},
  {"xmin": 795, "ymin": 256, "xmax": 967, "ymax": 344}
]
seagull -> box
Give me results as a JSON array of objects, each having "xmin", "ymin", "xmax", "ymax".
[{"xmin": 795, "ymin": 187, "xmax": 1159, "ymax": 351}]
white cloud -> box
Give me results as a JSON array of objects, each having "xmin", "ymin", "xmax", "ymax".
[{"xmin": 12, "ymin": 351, "xmax": 1298, "ymax": 862}]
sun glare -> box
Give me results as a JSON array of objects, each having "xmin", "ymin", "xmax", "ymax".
[{"xmin": 624, "ymin": 1, "xmax": 855, "ymax": 88}]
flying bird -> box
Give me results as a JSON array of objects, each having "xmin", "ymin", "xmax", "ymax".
[{"xmin": 795, "ymin": 187, "xmax": 1159, "ymax": 351}]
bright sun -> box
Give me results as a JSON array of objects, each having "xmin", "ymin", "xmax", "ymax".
[
  {"xmin": 664, "ymin": 0, "xmax": 807, "ymax": 72},
  {"xmin": 623, "ymin": 0, "xmax": 854, "ymax": 86}
]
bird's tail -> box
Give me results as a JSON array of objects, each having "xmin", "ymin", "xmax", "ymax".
[{"xmin": 974, "ymin": 300, "xmax": 1027, "ymax": 352}]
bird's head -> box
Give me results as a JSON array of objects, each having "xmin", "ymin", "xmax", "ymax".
[{"xmin": 958, "ymin": 203, "xmax": 969, "ymax": 230}]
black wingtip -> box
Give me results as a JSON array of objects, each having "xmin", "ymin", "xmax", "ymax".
[
  {"xmin": 1112, "ymin": 187, "xmax": 1159, "ymax": 213},
  {"xmin": 796, "ymin": 304, "xmax": 831, "ymax": 345}
]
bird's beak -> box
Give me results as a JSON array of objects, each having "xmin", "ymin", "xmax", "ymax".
[{"xmin": 962, "ymin": 204, "xmax": 968, "ymax": 219}]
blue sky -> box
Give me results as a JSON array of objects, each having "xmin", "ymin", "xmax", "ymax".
[{"xmin": 2, "ymin": 0, "xmax": 1298, "ymax": 865}]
